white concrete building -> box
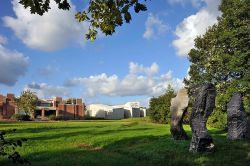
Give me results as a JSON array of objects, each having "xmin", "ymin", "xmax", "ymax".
[
  {"xmin": 106, "ymin": 108, "xmax": 125, "ymax": 120},
  {"xmin": 87, "ymin": 102, "xmax": 146, "ymax": 119},
  {"xmin": 123, "ymin": 102, "xmax": 141, "ymax": 118},
  {"xmin": 140, "ymin": 107, "xmax": 147, "ymax": 117},
  {"xmin": 87, "ymin": 104, "xmax": 111, "ymax": 118}
]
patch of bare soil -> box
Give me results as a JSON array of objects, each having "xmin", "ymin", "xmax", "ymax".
[{"xmin": 77, "ymin": 143, "xmax": 103, "ymax": 152}]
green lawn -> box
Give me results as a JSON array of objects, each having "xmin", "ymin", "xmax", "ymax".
[{"xmin": 0, "ymin": 118, "xmax": 249, "ymax": 166}]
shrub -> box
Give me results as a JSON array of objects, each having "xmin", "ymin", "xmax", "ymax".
[
  {"xmin": 48, "ymin": 115, "xmax": 57, "ymax": 120},
  {"xmin": 11, "ymin": 114, "xmax": 31, "ymax": 121},
  {"xmin": 207, "ymin": 109, "xmax": 227, "ymax": 129},
  {"xmin": 148, "ymin": 85, "xmax": 175, "ymax": 124},
  {"xmin": 48, "ymin": 115, "xmax": 72, "ymax": 121}
]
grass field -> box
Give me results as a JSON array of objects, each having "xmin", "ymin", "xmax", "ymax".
[{"xmin": 0, "ymin": 118, "xmax": 249, "ymax": 166}]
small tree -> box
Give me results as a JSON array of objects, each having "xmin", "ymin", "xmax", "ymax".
[
  {"xmin": 16, "ymin": 90, "xmax": 38, "ymax": 118},
  {"xmin": 148, "ymin": 85, "xmax": 176, "ymax": 124}
]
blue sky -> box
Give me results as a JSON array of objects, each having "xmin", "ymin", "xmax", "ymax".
[{"xmin": 0, "ymin": 0, "xmax": 221, "ymax": 106}]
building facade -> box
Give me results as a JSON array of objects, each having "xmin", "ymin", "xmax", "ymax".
[
  {"xmin": 87, "ymin": 102, "xmax": 147, "ymax": 120},
  {"xmin": 0, "ymin": 94, "xmax": 17, "ymax": 119},
  {"xmin": 35, "ymin": 97, "xmax": 85, "ymax": 120},
  {"xmin": 0, "ymin": 93, "xmax": 85, "ymax": 120}
]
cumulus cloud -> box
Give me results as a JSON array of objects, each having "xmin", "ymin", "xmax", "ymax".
[
  {"xmin": 25, "ymin": 82, "xmax": 70, "ymax": 99},
  {"xmin": 65, "ymin": 62, "xmax": 184, "ymax": 97},
  {"xmin": 129, "ymin": 62, "xmax": 159, "ymax": 76},
  {"xmin": 0, "ymin": 43, "xmax": 28, "ymax": 86},
  {"xmin": 0, "ymin": 35, "xmax": 7, "ymax": 45},
  {"xmin": 172, "ymin": 0, "xmax": 221, "ymax": 56},
  {"xmin": 3, "ymin": 0, "xmax": 87, "ymax": 51},
  {"xmin": 143, "ymin": 13, "xmax": 169, "ymax": 39}
]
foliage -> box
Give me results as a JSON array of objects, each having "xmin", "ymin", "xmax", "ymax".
[
  {"xmin": 207, "ymin": 109, "xmax": 227, "ymax": 129},
  {"xmin": 0, "ymin": 129, "xmax": 29, "ymax": 165},
  {"xmin": 48, "ymin": 115, "xmax": 72, "ymax": 121},
  {"xmin": 0, "ymin": 120, "xmax": 249, "ymax": 166},
  {"xmin": 148, "ymin": 85, "xmax": 176, "ymax": 124},
  {"xmin": 182, "ymin": 107, "xmax": 192, "ymax": 124},
  {"xmin": 11, "ymin": 114, "xmax": 31, "ymax": 121},
  {"xmin": 19, "ymin": 0, "xmax": 148, "ymax": 41},
  {"xmin": 16, "ymin": 90, "xmax": 38, "ymax": 117},
  {"xmin": 185, "ymin": 0, "xmax": 250, "ymax": 124},
  {"xmin": 48, "ymin": 115, "xmax": 57, "ymax": 120},
  {"xmin": 19, "ymin": 0, "xmax": 70, "ymax": 15}
]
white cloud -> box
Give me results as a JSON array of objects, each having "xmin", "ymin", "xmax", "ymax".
[
  {"xmin": 65, "ymin": 62, "xmax": 184, "ymax": 97},
  {"xmin": 3, "ymin": 0, "xmax": 87, "ymax": 51},
  {"xmin": 143, "ymin": 13, "xmax": 169, "ymax": 40},
  {"xmin": 172, "ymin": 0, "xmax": 221, "ymax": 56},
  {"xmin": 0, "ymin": 35, "xmax": 7, "ymax": 45},
  {"xmin": 129, "ymin": 62, "xmax": 159, "ymax": 76},
  {"xmin": 25, "ymin": 82, "xmax": 70, "ymax": 99},
  {"xmin": 0, "ymin": 43, "xmax": 28, "ymax": 86}
]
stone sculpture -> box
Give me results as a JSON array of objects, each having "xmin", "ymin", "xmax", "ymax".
[
  {"xmin": 170, "ymin": 88, "xmax": 189, "ymax": 140},
  {"xmin": 189, "ymin": 83, "xmax": 216, "ymax": 153},
  {"xmin": 227, "ymin": 92, "xmax": 248, "ymax": 140}
]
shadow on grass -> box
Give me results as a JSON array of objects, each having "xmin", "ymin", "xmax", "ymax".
[
  {"xmin": 11, "ymin": 127, "xmax": 154, "ymax": 142},
  {"xmin": 1, "ymin": 123, "xmax": 249, "ymax": 166},
  {"xmin": 1, "ymin": 133, "xmax": 249, "ymax": 166}
]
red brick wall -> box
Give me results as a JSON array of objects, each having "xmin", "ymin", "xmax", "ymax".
[
  {"xmin": 0, "ymin": 94, "xmax": 85, "ymax": 120},
  {"xmin": 0, "ymin": 101, "xmax": 16, "ymax": 119},
  {"xmin": 77, "ymin": 104, "xmax": 85, "ymax": 119},
  {"xmin": 57, "ymin": 103, "xmax": 85, "ymax": 119},
  {"xmin": 7, "ymin": 94, "xmax": 15, "ymax": 101},
  {"xmin": 0, "ymin": 94, "xmax": 16, "ymax": 119},
  {"xmin": 0, "ymin": 95, "xmax": 4, "ymax": 102}
]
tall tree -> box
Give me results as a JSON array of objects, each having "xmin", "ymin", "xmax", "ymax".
[
  {"xmin": 185, "ymin": 0, "xmax": 250, "ymax": 112},
  {"xmin": 19, "ymin": 0, "xmax": 148, "ymax": 41},
  {"xmin": 148, "ymin": 85, "xmax": 176, "ymax": 124},
  {"xmin": 16, "ymin": 90, "xmax": 38, "ymax": 118}
]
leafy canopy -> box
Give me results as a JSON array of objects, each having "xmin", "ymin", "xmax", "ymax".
[
  {"xmin": 148, "ymin": 85, "xmax": 176, "ymax": 124},
  {"xmin": 19, "ymin": 0, "xmax": 148, "ymax": 41},
  {"xmin": 185, "ymin": 0, "xmax": 250, "ymax": 111},
  {"xmin": 16, "ymin": 90, "xmax": 38, "ymax": 115}
]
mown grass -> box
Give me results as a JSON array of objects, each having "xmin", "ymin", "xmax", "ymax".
[{"xmin": 0, "ymin": 118, "xmax": 249, "ymax": 166}]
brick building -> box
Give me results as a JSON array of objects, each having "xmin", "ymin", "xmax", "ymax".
[
  {"xmin": 0, "ymin": 93, "xmax": 17, "ymax": 119},
  {"xmin": 0, "ymin": 93, "xmax": 85, "ymax": 120},
  {"xmin": 35, "ymin": 97, "xmax": 85, "ymax": 120}
]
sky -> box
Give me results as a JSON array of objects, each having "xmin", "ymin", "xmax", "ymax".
[{"xmin": 0, "ymin": 0, "xmax": 221, "ymax": 107}]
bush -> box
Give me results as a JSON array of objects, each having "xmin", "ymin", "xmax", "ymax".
[
  {"xmin": 148, "ymin": 85, "xmax": 175, "ymax": 124},
  {"xmin": 48, "ymin": 115, "xmax": 57, "ymax": 120},
  {"xmin": 207, "ymin": 109, "xmax": 227, "ymax": 129},
  {"xmin": 48, "ymin": 115, "xmax": 71, "ymax": 121},
  {"xmin": 11, "ymin": 114, "xmax": 31, "ymax": 121}
]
